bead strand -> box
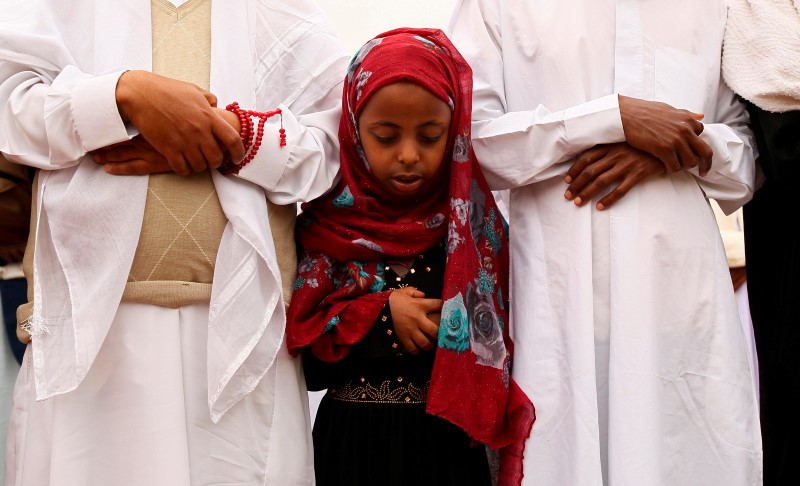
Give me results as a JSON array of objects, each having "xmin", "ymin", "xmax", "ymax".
[{"xmin": 219, "ymin": 102, "xmax": 284, "ymax": 175}]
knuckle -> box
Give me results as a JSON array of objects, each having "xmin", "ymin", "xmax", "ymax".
[{"xmin": 596, "ymin": 175, "xmax": 612, "ymax": 187}]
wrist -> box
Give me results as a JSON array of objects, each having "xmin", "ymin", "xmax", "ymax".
[
  {"xmin": 218, "ymin": 108, "xmax": 241, "ymax": 133},
  {"xmin": 115, "ymin": 69, "xmax": 141, "ymax": 122},
  {"xmin": 217, "ymin": 102, "xmax": 283, "ymax": 175}
]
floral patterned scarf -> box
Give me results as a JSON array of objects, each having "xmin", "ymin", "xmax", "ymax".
[{"xmin": 286, "ymin": 28, "xmax": 534, "ymax": 484}]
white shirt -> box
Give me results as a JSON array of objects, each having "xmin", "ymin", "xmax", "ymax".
[
  {"xmin": 449, "ymin": 0, "xmax": 762, "ymax": 484},
  {"xmin": 0, "ymin": 0, "xmax": 347, "ymax": 420}
]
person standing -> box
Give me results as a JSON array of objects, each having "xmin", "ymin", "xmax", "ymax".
[
  {"xmin": 449, "ymin": 0, "xmax": 762, "ymax": 484},
  {"xmin": 0, "ymin": 1, "xmax": 347, "ymax": 484},
  {"xmin": 723, "ymin": 2, "xmax": 800, "ymax": 484},
  {"xmin": 0, "ymin": 154, "xmax": 31, "ymax": 481}
]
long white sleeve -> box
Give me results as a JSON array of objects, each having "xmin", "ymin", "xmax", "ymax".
[
  {"xmin": 235, "ymin": 80, "xmax": 343, "ymax": 205},
  {"xmin": 690, "ymin": 77, "xmax": 756, "ymax": 214},
  {"xmin": 0, "ymin": 62, "xmax": 133, "ymax": 170},
  {"xmin": 448, "ymin": 0, "xmax": 625, "ymax": 190}
]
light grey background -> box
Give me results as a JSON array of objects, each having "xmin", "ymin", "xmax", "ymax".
[{"xmin": 315, "ymin": 0, "xmax": 457, "ymax": 55}]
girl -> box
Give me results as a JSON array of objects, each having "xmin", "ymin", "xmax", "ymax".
[{"xmin": 286, "ymin": 29, "xmax": 534, "ymax": 486}]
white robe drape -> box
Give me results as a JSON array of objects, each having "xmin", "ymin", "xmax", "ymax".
[
  {"xmin": 449, "ymin": 1, "xmax": 762, "ymax": 484},
  {"xmin": 1, "ymin": 1, "xmax": 347, "ymax": 483},
  {"xmin": 0, "ymin": 0, "xmax": 347, "ymax": 420}
]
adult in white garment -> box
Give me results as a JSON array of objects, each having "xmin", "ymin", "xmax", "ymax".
[
  {"xmin": 0, "ymin": 1, "xmax": 347, "ymax": 485},
  {"xmin": 448, "ymin": 1, "xmax": 762, "ymax": 485}
]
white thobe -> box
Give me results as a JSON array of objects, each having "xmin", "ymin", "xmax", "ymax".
[
  {"xmin": 0, "ymin": 1, "xmax": 347, "ymax": 484},
  {"xmin": 449, "ymin": 1, "xmax": 762, "ymax": 485}
]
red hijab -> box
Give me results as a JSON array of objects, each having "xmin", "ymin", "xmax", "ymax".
[{"xmin": 286, "ymin": 28, "xmax": 534, "ymax": 484}]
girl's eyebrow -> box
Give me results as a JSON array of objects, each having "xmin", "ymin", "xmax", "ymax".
[{"xmin": 369, "ymin": 120, "xmax": 447, "ymax": 128}]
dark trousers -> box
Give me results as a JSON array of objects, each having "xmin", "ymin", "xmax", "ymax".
[
  {"xmin": 0, "ymin": 278, "xmax": 26, "ymax": 364},
  {"xmin": 744, "ymin": 106, "xmax": 800, "ymax": 486}
]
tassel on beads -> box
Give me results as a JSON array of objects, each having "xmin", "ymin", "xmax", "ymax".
[{"xmin": 219, "ymin": 102, "xmax": 284, "ymax": 175}]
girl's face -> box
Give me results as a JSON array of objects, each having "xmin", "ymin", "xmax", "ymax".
[{"xmin": 357, "ymin": 82, "xmax": 452, "ymax": 198}]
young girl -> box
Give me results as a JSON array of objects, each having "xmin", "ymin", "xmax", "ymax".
[{"xmin": 286, "ymin": 29, "xmax": 534, "ymax": 486}]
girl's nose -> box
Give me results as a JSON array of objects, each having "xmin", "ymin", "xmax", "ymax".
[{"xmin": 397, "ymin": 141, "xmax": 420, "ymax": 165}]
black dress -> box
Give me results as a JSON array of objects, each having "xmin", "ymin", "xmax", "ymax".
[
  {"xmin": 305, "ymin": 243, "xmax": 491, "ymax": 486},
  {"xmin": 742, "ymin": 105, "xmax": 800, "ymax": 486}
]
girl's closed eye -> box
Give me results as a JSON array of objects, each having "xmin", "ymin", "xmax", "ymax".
[{"xmin": 419, "ymin": 135, "xmax": 443, "ymax": 144}]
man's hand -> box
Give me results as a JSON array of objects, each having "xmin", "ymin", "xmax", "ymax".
[
  {"xmin": 115, "ymin": 70, "xmax": 244, "ymax": 176},
  {"xmin": 730, "ymin": 266, "xmax": 747, "ymax": 292},
  {"xmin": 92, "ymin": 136, "xmax": 170, "ymax": 175},
  {"xmin": 618, "ymin": 95, "xmax": 713, "ymax": 176},
  {"xmin": 564, "ymin": 143, "xmax": 665, "ymax": 210},
  {"xmin": 388, "ymin": 287, "xmax": 442, "ymax": 354},
  {"xmin": 94, "ymin": 109, "xmax": 242, "ymax": 176}
]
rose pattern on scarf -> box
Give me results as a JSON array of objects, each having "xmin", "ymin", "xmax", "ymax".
[
  {"xmin": 413, "ymin": 35, "xmax": 436, "ymax": 46},
  {"xmin": 324, "ymin": 316, "xmax": 340, "ymax": 334},
  {"xmin": 298, "ymin": 254, "xmax": 317, "ymax": 274},
  {"xmin": 478, "ymin": 268, "xmax": 495, "ymax": 293},
  {"xmin": 356, "ymin": 144, "xmax": 369, "ymax": 170},
  {"xmin": 347, "ymin": 38, "xmax": 383, "ymax": 84},
  {"xmin": 424, "ymin": 213, "xmax": 446, "ymax": 229},
  {"xmin": 296, "ymin": 254, "xmax": 336, "ymax": 290},
  {"xmin": 447, "ymin": 219, "xmax": 465, "ymax": 254},
  {"xmin": 453, "ymin": 134, "xmax": 470, "ymax": 163},
  {"xmin": 502, "ymin": 351, "xmax": 510, "ymax": 388},
  {"xmin": 439, "ymin": 292, "xmax": 470, "ymax": 352},
  {"xmin": 355, "ymin": 69, "xmax": 372, "ymax": 102},
  {"xmin": 333, "ymin": 186, "xmax": 354, "ymax": 208},
  {"xmin": 482, "ymin": 208, "xmax": 502, "ymax": 255},
  {"xmin": 469, "ymin": 181, "xmax": 487, "ymax": 244},
  {"xmin": 353, "ymin": 238, "xmax": 382, "ymax": 252},
  {"xmin": 466, "ymin": 281, "xmax": 505, "ymax": 369},
  {"xmin": 451, "ymin": 198, "xmax": 469, "ymax": 226},
  {"xmin": 341, "ymin": 261, "xmax": 385, "ymax": 294}
]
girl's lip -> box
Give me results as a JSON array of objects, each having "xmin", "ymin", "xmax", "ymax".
[{"xmin": 390, "ymin": 175, "xmax": 424, "ymax": 194}]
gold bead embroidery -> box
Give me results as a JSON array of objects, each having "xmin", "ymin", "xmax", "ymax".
[
  {"xmin": 381, "ymin": 315, "xmax": 388, "ymax": 322},
  {"xmin": 327, "ymin": 379, "xmax": 430, "ymax": 404},
  {"xmin": 386, "ymin": 329, "xmax": 393, "ymax": 336}
]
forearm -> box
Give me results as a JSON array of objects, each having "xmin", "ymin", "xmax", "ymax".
[
  {"xmin": 471, "ymin": 95, "xmax": 625, "ymax": 190},
  {"xmin": 0, "ymin": 62, "xmax": 133, "ymax": 169},
  {"xmin": 235, "ymin": 84, "xmax": 343, "ymax": 205},
  {"xmin": 689, "ymin": 81, "xmax": 756, "ymax": 214},
  {"xmin": 450, "ymin": 0, "xmax": 624, "ymax": 190}
]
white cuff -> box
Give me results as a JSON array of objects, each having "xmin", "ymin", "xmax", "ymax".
[
  {"xmin": 236, "ymin": 104, "xmax": 295, "ymax": 191},
  {"xmin": 563, "ymin": 94, "xmax": 625, "ymax": 148},
  {"xmin": 72, "ymin": 70, "xmax": 135, "ymax": 151}
]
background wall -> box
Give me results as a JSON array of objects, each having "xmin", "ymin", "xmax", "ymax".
[{"xmin": 315, "ymin": 0, "xmax": 457, "ymax": 55}]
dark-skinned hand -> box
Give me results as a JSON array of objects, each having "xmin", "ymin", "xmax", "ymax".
[
  {"xmin": 114, "ymin": 70, "xmax": 244, "ymax": 176},
  {"xmin": 730, "ymin": 266, "xmax": 747, "ymax": 292},
  {"xmin": 564, "ymin": 143, "xmax": 665, "ymax": 210},
  {"xmin": 93, "ymin": 108, "xmax": 242, "ymax": 175},
  {"xmin": 618, "ymin": 95, "xmax": 713, "ymax": 176},
  {"xmin": 388, "ymin": 286, "xmax": 442, "ymax": 354}
]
